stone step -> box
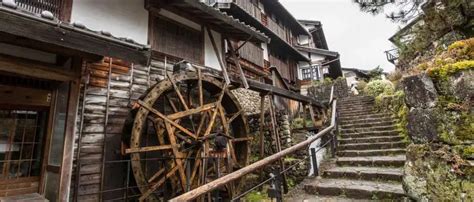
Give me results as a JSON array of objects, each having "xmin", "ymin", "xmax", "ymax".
[
  {"xmin": 304, "ymin": 178, "xmax": 405, "ymax": 199},
  {"xmin": 340, "ymin": 97, "xmax": 374, "ymax": 102},
  {"xmin": 338, "ymin": 136, "xmax": 403, "ymax": 144},
  {"xmin": 341, "ymin": 120, "xmax": 396, "ymax": 129},
  {"xmin": 339, "ymin": 141, "xmax": 406, "ymax": 150},
  {"xmin": 341, "ymin": 130, "xmax": 400, "ymax": 138},
  {"xmin": 339, "ymin": 110, "xmax": 380, "ymax": 117},
  {"xmin": 341, "ymin": 125, "xmax": 397, "ymax": 133},
  {"xmin": 323, "ymin": 166, "xmax": 403, "ymax": 181},
  {"xmin": 338, "ymin": 148, "xmax": 406, "ymax": 157},
  {"xmin": 338, "ymin": 108, "xmax": 376, "ymax": 113},
  {"xmin": 339, "ymin": 113, "xmax": 392, "ymax": 121},
  {"xmin": 336, "ymin": 155, "xmax": 406, "ymax": 167}
]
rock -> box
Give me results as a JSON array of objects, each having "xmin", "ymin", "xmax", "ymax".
[
  {"xmin": 1, "ymin": 0, "xmax": 17, "ymax": 9},
  {"xmin": 401, "ymin": 73, "xmax": 438, "ymax": 108},
  {"xmin": 404, "ymin": 144, "xmax": 474, "ymax": 201},
  {"xmin": 448, "ymin": 70, "xmax": 474, "ymax": 103},
  {"xmin": 41, "ymin": 10, "xmax": 54, "ymax": 20},
  {"xmin": 407, "ymin": 108, "xmax": 439, "ymax": 143}
]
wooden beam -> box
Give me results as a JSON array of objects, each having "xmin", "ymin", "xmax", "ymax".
[
  {"xmin": 206, "ymin": 27, "xmax": 230, "ymax": 84},
  {"xmin": 0, "ymin": 9, "xmax": 150, "ymax": 65},
  {"xmin": 0, "ymin": 54, "xmax": 77, "ymax": 81},
  {"xmin": 170, "ymin": 101, "xmax": 339, "ymax": 202},
  {"xmin": 167, "ymin": 103, "xmax": 216, "ymax": 120},
  {"xmin": 125, "ymin": 145, "xmax": 173, "ymax": 154},
  {"xmin": 227, "ymin": 39, "xmax": 249, "ymax": 89},
  {"xmin": 138, "ymin": 100, "xmax": 198, "ymax": 140}
]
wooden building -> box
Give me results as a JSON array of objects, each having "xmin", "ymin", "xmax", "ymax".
[
  {"xmin": 0, "ymin": 0, "xmax": 150, "ymax": 201},
  {"xmin": 297, "ymin": 20, "xmax": 343, "ymax": 83}
]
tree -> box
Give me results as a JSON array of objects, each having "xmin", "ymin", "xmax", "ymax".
[{"xmin": 353, "ymin": 0, "xmax": 425, "ymax": 23}]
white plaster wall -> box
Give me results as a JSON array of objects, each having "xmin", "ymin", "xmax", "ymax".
[
  {"xmin": 204, "ymin": 29, "xmax": 223, "ymax": 71},
  {"xmin": 71, "ymin": 0, "xmax": 149, "ymax": 45},
  {"xmin": 261, "ymin": 43, "xmax": 269, "ymax": 61}
]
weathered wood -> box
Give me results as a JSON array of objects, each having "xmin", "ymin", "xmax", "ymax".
[
  {"xmin": 227, "ymin": 39, "xmax": 249, "ymax": 89},
  {"xmin": 269, "ymin": 94, "xmax": 288, "ymax": 193},
  {"xmin": 125, "ymin": 145, "xmax": 173, "ymax": 154},
  {"xmin": 170, "ymin": 100, "xmax": 338, "ymax": 202},
  {"xmin": 206, "ymin": 27, "xmax": 230, "ymax": 84},
  {"xmin": 0, "ymin": 8, "xmax": 150, "ymax": 65},
  {"xmin": 258, "ymin": 94, "xmax": 266, "ymax": 162},
  {"xmin": 167, "ymin": 103, "xmax": 216, "ymax": 120},
  {"xmin": 309, "ymin": 106, "xmax": 318, "ymax": 128},
  {"xmin": 167, "ymin": 73, "xmax": 190, "ymax": 110},
  {"xmin": 138, "ymin": 100, "xmax": 197, "ymax": 140},
  {"xmin": 0, "ymin": 54, "xmax": 77, "ymax": 81}
]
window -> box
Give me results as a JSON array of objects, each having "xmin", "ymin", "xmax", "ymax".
[{"xmin": 301, "ymin": 65, "xmax": 320, "ymax": 80}]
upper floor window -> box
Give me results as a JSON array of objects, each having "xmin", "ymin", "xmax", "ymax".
[{"xmin": 301, "ymin": 65, "xmax": 320, "ymax": 80}]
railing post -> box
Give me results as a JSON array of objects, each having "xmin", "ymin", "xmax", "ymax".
[
  {"xmin": 330, "ymin": 131, "xmax": 336, "ymax": 158},
  {"xmin": 310, "ymin": 147, "xmax": 319, "ymax": 176}
]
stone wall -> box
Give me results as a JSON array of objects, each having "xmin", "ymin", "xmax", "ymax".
[
  {"xmin": 399, "ymin": 70, "xmax": 473, "ymax": 201},
  {"xmin": 231, "ymin": 88, "xmax": 270, "ymax": 116},
  {"xmin": 307, "ymin": 78, "xmax": 349, "ymax": 102}
]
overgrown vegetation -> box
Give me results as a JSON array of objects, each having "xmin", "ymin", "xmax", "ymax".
[{"xmin": 364, "ymin": 80, "xmax": 395, "ymax": 97}]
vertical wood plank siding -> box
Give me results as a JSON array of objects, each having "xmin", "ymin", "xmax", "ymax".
[
  {"xmin": 151, "ymin": 16, "xmax": 204, "ymax": 65},
  {"xmin": 269, "ymin": 53, "xmax": 289, "ymax": 81},
  {"xmin": 235, "ymin": 0, "xmax": 261, "ymax": 20},
  {"xmin": 238, "ymin": 42, "xmax": 264, "ymax": 67},
  {"xmin": 71, "ymin": 56, "xmax": 174, "ymax": 200}
]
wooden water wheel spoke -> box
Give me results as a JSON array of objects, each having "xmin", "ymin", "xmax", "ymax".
[
  {"xmin": 130, "ymin": 73, "xmax": 249, "ymax": 201},
  {"xmin": 125, "ymin": 145, "xmax": 173, "ymax": 154},
  {"xmin": 164, "ymin": 122, "xmax": 188, "ymax": 191},
  {"xmin": 167, "ymin": 72, "xmax": 189, "ymax": 110},
  {"xmin": 138, "ymin": 100, "xmax": 198, "ymax": 140}
]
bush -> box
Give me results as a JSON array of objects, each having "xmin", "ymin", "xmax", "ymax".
[
  {"xmin": 364, "ymin": 80, "xmax": 394, "ymax": 97},
  {"xmin": 387, "ymin": 70, "xmax": 403, "ymax": 83},
  {"xmin": 356, "ymin": 80, "xmax": 367, "ymax": 92}
]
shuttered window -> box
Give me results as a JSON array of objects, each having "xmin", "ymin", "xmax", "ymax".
[{"xmin": 151, "ymin": 16, "xmax": 204, "ymax": 65}]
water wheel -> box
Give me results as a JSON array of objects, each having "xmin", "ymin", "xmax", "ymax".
[{"xmin": 129, "ymin": 71, "xmax": 250, "ymax": 201}]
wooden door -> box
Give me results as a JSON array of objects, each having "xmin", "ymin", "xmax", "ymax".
[{"xmin": 0, "ymin": 85, "xmax": 52, "ymax": 197}]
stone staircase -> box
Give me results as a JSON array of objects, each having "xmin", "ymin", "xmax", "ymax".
[{"xmin": 303, "ymin": 95, "xmax": 407, "ymax": 200}]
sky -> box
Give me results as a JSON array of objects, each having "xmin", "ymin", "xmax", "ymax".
[{"xmin": 280, "ymin": 0, "xmax": 402, "ymax": 72}]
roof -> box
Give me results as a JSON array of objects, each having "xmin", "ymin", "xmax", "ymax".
[
  {"xmin": 299, "ymin": 19, "xmax": 329, "ymax": 50},
  {"xmin": 0, "ymin": 4, "xmax": 151, "ymax": 65},
  {"xmin": 215, "ymin": 2, "xmax": 309, "ymax": 61},
  {"xmin": 296, "ymin": 46, "xmax": 338, "ymax": 58},
  {"xmin": 150, "ymin": 0, "xmax": 270, "ymax": 43},
  {"xmin": 389, "ymin": 16, "xmax": 423, "ymax": 43}
]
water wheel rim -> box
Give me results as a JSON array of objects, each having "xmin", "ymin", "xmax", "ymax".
[{"xmin": 130, "ymin": 72, "xmax": 249, "ymax": 200}]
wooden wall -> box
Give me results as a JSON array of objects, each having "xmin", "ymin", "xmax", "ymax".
[
  {"xmin": 71, "ymin": 56, "xmax": 176, "ymax": 201},
  {"xmin": 150, "ymin": 15, "xmax": 204, "ymax": 65}
]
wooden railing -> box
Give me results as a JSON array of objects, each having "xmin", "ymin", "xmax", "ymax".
[
  {"xmin": 15, "ymin": 0, "xmax": 63, "ymax": 18},
  {"xmin": 170, "ymin": 87, "xmax": 339, "ymax": 202},
  {"xmin": 234, "ymin": 0, "xmax": 261, "ymax": 21},
  {"xmin": 238, "ymin": 42, "xmax": 264, "ymax": 67}
]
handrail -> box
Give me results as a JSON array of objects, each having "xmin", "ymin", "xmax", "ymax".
[{"xmin": 170, "ymin": 88, "xmax": 338, "ymax": 201}]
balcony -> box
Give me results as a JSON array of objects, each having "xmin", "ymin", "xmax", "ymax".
[
  {"xmin": 385, "ymin": 49, "xmax": 399, "ymax": 65},
  {"xmin": 13, "ymin": 0, "xmax": 64, "ymax": 18},
  {"xmin": 238, "ymin": 42, "xmax": 264, "ymax": 67}
]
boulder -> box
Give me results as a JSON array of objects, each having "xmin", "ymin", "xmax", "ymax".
[
  {"xmin": 448, "ymin": 70, "xmax": 474, "ymax": 103},
  {"xmin": 407, "ymin": 108, "xmax": 439, "ymax": 143},
  {"xmin": 402, "ymin": 73, "xmax": 438, "ymax": 108}
]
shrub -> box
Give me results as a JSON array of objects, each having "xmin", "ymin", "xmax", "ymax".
[
  {"xmin": 364, "ymin": 80, "xmax": 394, "ymax": 97},
  {"xmin": 356, "ymin": 80, "xmax": 367, "ymax": 92}
]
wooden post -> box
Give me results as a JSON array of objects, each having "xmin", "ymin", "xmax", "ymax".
[
  {"xmin": 309, "ymin": 106, "xmax": 318, "ymax": 128},
  {"xmin": 259, "ymin": 93, "xmax": 266, "ymax": 161},
  {"xmin": 302, "ymin": 104, "xmax": 307, "ymax": 129},
  {"xmin": 169, "ymin": 101, "xmax": 338, "ymax": 202},
  {"xmin": 268, "ymin": 94, "xmax": 288, "ymax": 193},
  {"xmin": 227, "ymin": 39, "xmax": 249, "ymax": 89},
  {"xmin": 206, "ymin": 27, "xmax": 230, "ymax": 84}
]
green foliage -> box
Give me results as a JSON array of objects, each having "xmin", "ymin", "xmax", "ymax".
[
  {"xmin": 427, "ymin": 60, "xmax": 474, "ymax": 79},
  {"xmin": 375, "ymin": 91, "xmax": 409, "ymax": 142},
  {"xmin": 244, "ymin": 190, "xmax": 268, "ymax": 202},
  {"xmin": 291, "ymin": 118, "xmax": 312, "ymax": 129},
  {"xmin": 367, "ymin": 66, "xmax": 384, "ymax": 80},
  {"xmin": 356, "ymin": 80, "xmax": 367, "ymax": 92},
  {"xmin": 364, "ymin": 80, "xmax": 395, "ymax": 97}
]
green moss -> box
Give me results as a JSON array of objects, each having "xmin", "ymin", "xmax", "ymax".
[
  {"xmin": 364, "ymin": 80, "xmax": 395, "ymax": 97},
  {"xmin": 244, "ymin": 190, "xmax": 268, "ymax": 202},
  {"xmin": 374, "ymin": 91, "xmax": 409, "ymax": 142},
  {"xmin": 428, "ymin": 60, "xmax": 474, "ymax": 79}
]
